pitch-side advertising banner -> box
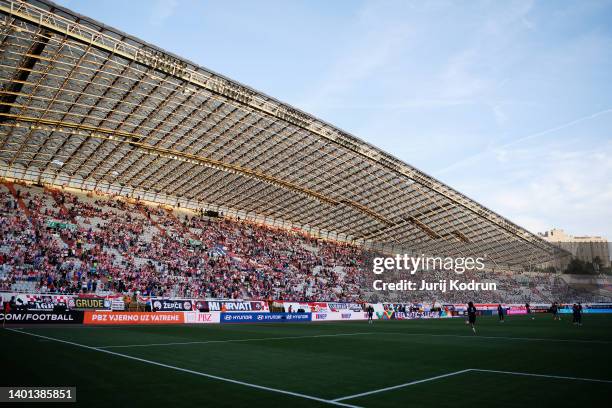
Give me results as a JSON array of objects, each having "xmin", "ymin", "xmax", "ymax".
[
  {"xmin": 375, "ymin": 310, "xmax": 441, "ymax": 320},
  {"xmin": 221, "ymin": 312, "xmax": 311, "ymax": 323},
  {"xmin": 184, "ymin": 312, "xmax": 221, "ymax": 324},
  {"xmin": 0, "ymin": 310, "xmax": 84, "ymax": 324},
  {"xmin": 558, "ymin": 305, "xmax": 612, "ymax": 314},
  {"xmin": 84, "ymin": 311, "xmax": 185, "ymax": 325},
  {"xmin": 312, "ymin": 311, "xmax": 369, "ymax": 321},
  {"xmin": 394, "ymin": 311, "xmax": 440, "ymax": 319}
]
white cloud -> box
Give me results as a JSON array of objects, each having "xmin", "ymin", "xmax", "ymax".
[
  {"xmin": 149, "ymin": 0, "xmax": 178, "ymax": 26},
  {"xmin": 478, "ymin": 143, "xmax": 612, "ymax": 237},
  {"xmin": 297, "ymin": 23, "xmax": 412, "ymax": 112},
  {"xmin": 439, "ymin": 48, "xmax": 491, "ymax": 100},
  {"xmin": 492, "ymin": 104, "xmax": 508, "ymax": 125},
  {"xmin": 435, "ymin": 107, "xmax": 612, "ymax": 175}
]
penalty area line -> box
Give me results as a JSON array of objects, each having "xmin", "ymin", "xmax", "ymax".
[
  {"xmin": 471, "ymin": 369, "xmax": 612, "ymax": 384},
  {"xmin": 332, "ymin": 369, "xmax": 472, "ymax": 402},
  {"xmin": 5, "ymin": 328, "xmax": 362, "ymax": 408},
  {"xmin": 333, "ymin": 368, "xmax": 612, "ymax": 402}
]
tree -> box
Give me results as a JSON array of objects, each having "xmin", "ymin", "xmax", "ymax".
[{"xmin": 564, "ymin": 258, "xmax": 588, "ymax": 275}]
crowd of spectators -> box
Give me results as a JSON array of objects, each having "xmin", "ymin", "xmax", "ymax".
[
  {"xmin": 0, "ymin": 183, "xmax": 364, "ymax": 301},
  {"xmin": 1, "ymin": 183, "xmax": 609, "ymax": 303}
]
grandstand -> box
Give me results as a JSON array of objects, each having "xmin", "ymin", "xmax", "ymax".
[
  {"xmin": 4, "ymin": 182, "xmax": 607, "ymax": 304},
  {"xmin": 0, "ymin": 182, "xmax": 365, "ymax": 301},
  {"xmin": 0, "ymin": 0, "xmax": 566, "ymax": 272}
]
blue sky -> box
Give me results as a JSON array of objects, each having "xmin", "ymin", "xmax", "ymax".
[{"xmin": 54, "ymin": 0, "xmax": 612, "ymax": 238}]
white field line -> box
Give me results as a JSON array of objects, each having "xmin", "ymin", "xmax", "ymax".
[
  {"xmin": 333, "ymin": 368, "xmax": 612, "ymax": 402},
  {"xmin": 97, "ymin": 332, "xmax": 377, "ymax": 349},
  {"xmin": 380, "ymin": 332, "xmax": 612, "ymax": 344},
  {"xmin": 471, "ymin": 369, "xmax": 612, "ymax": 384},
  {"xmin": 332, "ymin": 369, "xmax": 472, "ymax": 402},
  {"xmin": 18, "ymin": 325, "xmax": 612, "ymax": 344},
  {"xmin": 6, "ymin": 328, "xmax": 362, "ymax": 408}
]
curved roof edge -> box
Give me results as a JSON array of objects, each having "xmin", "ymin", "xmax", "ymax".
[{"xmin": 4, "ymin": 0, "xmax": 557, "ymax": 256}]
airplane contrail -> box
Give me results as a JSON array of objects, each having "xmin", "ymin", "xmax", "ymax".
[{"xmin": 435, "ymin": 107, "xmax": 612, "ymax": 175}]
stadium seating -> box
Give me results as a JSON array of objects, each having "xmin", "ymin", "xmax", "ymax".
[
  {"xmin": 1, "ymin": 182, "xmax": 610, "ymax": 303},
  {"xmin": 0, "ymin": 182, "xmax": 363, "ymax": 301}
]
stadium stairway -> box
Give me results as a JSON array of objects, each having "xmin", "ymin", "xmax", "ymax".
[
  {"xmin": 2, "ymin": 181, "xmax": 34, "ymax": 221},
  {"xmin": 137, "ymin": 204, "xmax": 167, "ymax": 237},
  {"xmin": 45, "ymin": 187, "xmax": 77, "ymax": 224},
  {"xmin": 164, "ymin": 207, "xmax": 197, "ymax": 241}
]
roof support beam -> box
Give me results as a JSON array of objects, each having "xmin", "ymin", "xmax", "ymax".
[{"xmin": 0, "ymin": 29, "xmax": 50, "ymax": 122}]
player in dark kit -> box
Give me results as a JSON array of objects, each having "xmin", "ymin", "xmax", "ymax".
[
  {"xmin": 497, "ymin": 304, "xmax": 505, "ymax": 323},
  {"xmin": 573, "ymin": 303, "xmax": 583, "ymax": 326},
  {"xmin": 572, "ymin": 303, "xmax": 578, "ymax": 325},
  {"xmin": 467, "ymin": 301, "xmax": 477, "ymax": 334},
  {"xmin": 367, "ymin": 305, "xmax": 374, "ymax": 324},
  {"xmin": 551, "ymin": 302, "xmax": 560, "ymax": 321},
  {"xmin": 525, "ymin": 302, "xmax": 535, "ymax": 320}
]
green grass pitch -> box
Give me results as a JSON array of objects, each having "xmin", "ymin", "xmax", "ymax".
[{"xmin": 2, "ymin": 315, "xmax": 611, "ymax": 407}]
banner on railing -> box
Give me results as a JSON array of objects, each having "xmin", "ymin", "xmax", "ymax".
[
  {"xmin": 274, "ymin": 301, "xmax": 362, "ymax": 313},
  {"xmin": 0, "ymin": 293, "xmax": 72, "ymax": 311},
  {"xmin": 68, "ymin": 297, "xmax": 110, "ymax": 310},
  {"xmin": 25, "ymin": 300, "xmax": 62, "ymax": 311},
  {"xmin": 205, "ymin": 300, "xmax": 268, "ymax": 312},
  {"xmin": 152, "ymin": 299, "xmax": 193, "ymax": 312}
]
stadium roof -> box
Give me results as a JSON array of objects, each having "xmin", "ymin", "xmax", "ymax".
[{"xmin": 0, "ymin": 0, "xmax": 566, "ymax": 267}]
